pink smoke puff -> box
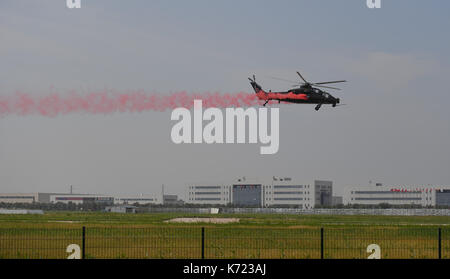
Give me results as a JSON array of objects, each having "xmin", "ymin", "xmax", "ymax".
[{"xmin": 0, "ymin": 90, "xmax": 262, "ymax": 117}]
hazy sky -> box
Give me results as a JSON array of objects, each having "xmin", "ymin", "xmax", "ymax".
[{"xmin": 1, "ymin": 0, "xmax": 449, "ymax": 202}]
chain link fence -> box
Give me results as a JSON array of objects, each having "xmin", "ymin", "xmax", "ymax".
[{"xmin": 0, "ymin": 226, "xmax": 447, "ymax": 259}]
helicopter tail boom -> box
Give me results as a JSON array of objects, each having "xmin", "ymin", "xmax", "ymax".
[{"xmin": 249, "ymin": 75, "xmax": 269, "ymax": 102}]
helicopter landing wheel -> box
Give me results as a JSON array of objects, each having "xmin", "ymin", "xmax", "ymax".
[{"xmin": 315, "ymin": 104, "xmax": 321, "ymax": 111}]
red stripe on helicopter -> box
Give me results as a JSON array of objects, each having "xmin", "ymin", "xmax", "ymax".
[{"xmin": 257, "ymin": 90, "xmax": 308, "ymax": 101}]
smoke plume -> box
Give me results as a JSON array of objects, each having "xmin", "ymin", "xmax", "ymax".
[{"xmin": 0, "ymin": 90, "xmax": 265, "ymax": 117}]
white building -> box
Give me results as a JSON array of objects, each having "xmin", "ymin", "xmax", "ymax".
[
  {"xmin": 263, "ymin": 178, "xmax": 314, "ymax": 209},
  {"xmin": 0, "ymin": 192, "xmax": 114, "ymax": 205},
  {"xmin": 0, "ymin": 193, "xmax": 62, "ymax": 204},
  {"xmin": 0, "ymin": 192, "xmax": 161, "ymax": 206},
  {"xmin": 49, "ymin": 194, "xmax": 114, "ymax": 205},
  {"xmin": 186, "ymin": 183, "xmax": 231, "ymax": 205},
  {"xmin": 0, "ymin": 209, "xmax": 44, "ymax": 214},
  {"xmin": 0, "ymin": 193, "xmax": 39, "ymax": 204},
  {"xmin": 347, "ymin": 185, "xmax": 450, "ymax": 207},
  {"xmin": 187, "ymin": 178, "xmax": 322, "ymax": 209},
  {"xmin": 114, "ymin": 195, "xmax": 161, "ymax": 205},
  {"xmin": 105, "ymin": 205, "xmax": 137, "ymax": 213}
]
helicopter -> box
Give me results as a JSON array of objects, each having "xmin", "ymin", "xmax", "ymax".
[{"xmin": 248, "ymin": 71, "xmax": 346, "ymax": 111}]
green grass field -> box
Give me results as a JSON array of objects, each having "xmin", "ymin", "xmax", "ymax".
[{"xmin": 0, "ymin": 212, "xmax": 449, "ymax": 259}]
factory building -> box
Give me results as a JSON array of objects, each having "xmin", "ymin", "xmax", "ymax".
[
  {"xmin": 187, "ymin": 178, "xmax": 327, "ymax": 208},
  {"xmin": 0, "ymin": 209, "xmax": 44, "ymax": 214},
  {"xmin": 347, "ymin": 185, "xmax": 450, "ymax": 207},
  {"xmin": 0, "ymin": 193, "xmax": 39, "ymax": 204},
  {"xmin": 0, "ymin": 192, "xmax": 114, "ymax": 205},
  {"xmin": 263, "ymin": 178, "xmax": 314, "ymax": 209},
  {"xmin": 436, "ymin": 190, "xmax": 450, "ymax": 207},
  {"xmin": 0, "ymin": 192, "xmax": 159, "ymax": 206},
  {"xmin": 105, "ymin": 205, "xmax": 137, "ymax": 213},
  {"xmin": 50, "ymin": 194, "xmax": 114, "ymax": 205},
  {"xmin": 332, "ymin": 196, "xmax": 343, "ymax": 206},
  {"xmin": 114, "ymin": 195, "xmax": 160, "ymax": 205},
  {"xmin": 232, "ymin": 182, "xmax": 263, "ymax": 207},
  {"xmin": 0, "ymin": 193, "xmax": 70, "ymax": 204},
  {"xmin": 163, "ymin": 194, "xmax": 184, "ymax": 205},
  {"xmin": 314, "ymin": 180, "xmax": 333, "ymax": 207},
  {"xmin": 186, "ymin": 183, "xmax": 231, "ymax": 205}
]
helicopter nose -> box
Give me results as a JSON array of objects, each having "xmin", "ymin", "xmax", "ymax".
[{"xmin": 336, "ymin": 98, "xmax": 340, "ymax": 104}]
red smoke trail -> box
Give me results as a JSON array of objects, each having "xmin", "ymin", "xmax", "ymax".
[{"xmin": 0, "ymin": 90, "xmax": 265, "ymax": 117}]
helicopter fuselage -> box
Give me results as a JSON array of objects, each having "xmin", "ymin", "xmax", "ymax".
[
  {"xmin": 252, "ymin": 82, "xmax": 340, "ymax": 108},
  {"xmin": 248, "ymin": 72, "xmax": 345, "ymax": 110}
]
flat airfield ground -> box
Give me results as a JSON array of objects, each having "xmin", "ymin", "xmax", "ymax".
[
  {"xmin": 0, "ymin": 212, "xmax": 449, "ymax": 259},
  {"xmin": 1, "ymin": 211, "xmax": 450, "ymax": 226}
]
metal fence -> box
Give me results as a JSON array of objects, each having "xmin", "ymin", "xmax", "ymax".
[{"xmin": 0, "ymin": 226, "xmax": 448, "ymax": 259}]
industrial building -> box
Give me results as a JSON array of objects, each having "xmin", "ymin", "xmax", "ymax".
[
  {"xmin": 186, "ymin": 183, "xmax": 231, "ymax": 205},
  {"xmin": 114, "ymin": 195, "xmax": 160, "ymax": 205},
  {"xmin": 163, "ymin": 194, "xmax": 183, "ymax": 205},
  {"xmin": 105, "ymin": 205, "xmax": 137, "ymax": 213},
  {"xmin": 0, "ymin": 209, "xmax": 44, "ymax": 214},
  {"xmin": 314, "ymin": 180, "xmax": 333, "ymax": 207},
  {"xmin": 0, "ymin": 193, "xmax": 39, "ymax": 204},
  {"xmin": 347, "ymin": 185, "xmax": 450, "ymax": 207},
  {"xmin": 263, "ymin": 178, "xmax": 314, "ymax": 209},
  {"xmin": 187, "ymin": 178, "xmax": 330, "ymax": 208},
  {"xmin": 233, "ymin": 182, "xmax": 263, "ymax": 207},
  {"xmin": 332, "ymin": 196, "xmax": 343, "ymax": 206},
  {"xmin": 49, "ymin": 194, "xmax": 114, "ymax": 205},
  {"xmin": 436, "ymin": 190, "xmax": 450, "ymax": 207},
  {"xmin": 0, "ymin": 192, "xmax": 160, "ymax": 206},
  {"xmin": 0, "ymin": 193, "xmax": 68, "ymax": 204}
]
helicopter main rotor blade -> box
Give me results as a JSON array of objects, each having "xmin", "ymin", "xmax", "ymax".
[
  {"xmin": 267, "ymin": 76, "xmax": 299, "ymax": 84},
  {"xmin": 314, "ymin": 84, "xmax": 341, "ymax": 90},
  {"xmin": 296, "ymin": 71, "xmax": 308, "ymax": 83},
  {"xmin": 313, "ymin": 80, "xmax": 347, "ymax": 85}
]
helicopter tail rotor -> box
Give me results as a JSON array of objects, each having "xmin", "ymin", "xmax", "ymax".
[{"xmin": 248, "ymin": 74, "xmax": 264, "ymax": 93}]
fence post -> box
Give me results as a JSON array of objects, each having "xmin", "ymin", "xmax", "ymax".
[
  {"xmin": 320, "ymin": 228, "xmax": 324, "ymax": 259},
  {"xmin": 201, "ymin": 227, "xmax": 205, "ymax": 259},
  {"xmin": 438, "ymin": 228, "xmax": 442, "ymax": 259},
  {"xmin": 82, "ymin": 226, "xmax": 86, "ymax": 259}
]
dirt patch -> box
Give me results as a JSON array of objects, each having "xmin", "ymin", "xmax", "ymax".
[
  {"xmin": 164, "ymin": 218, "xmax": 240, "ymax": 224},
  {"xmin": 48, "ymin": 221, "xmax": 81, "ymax": 223}
]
